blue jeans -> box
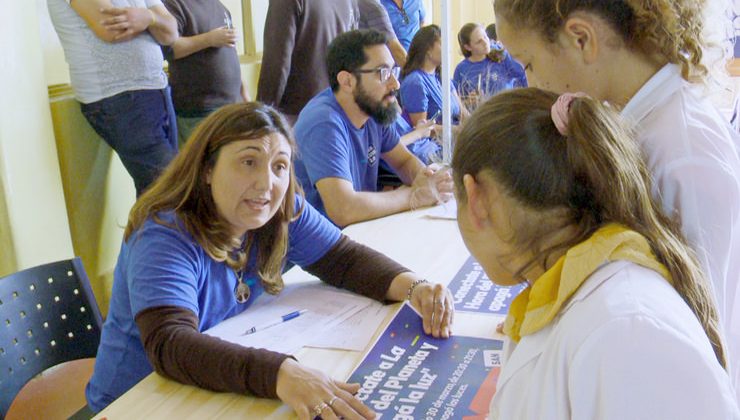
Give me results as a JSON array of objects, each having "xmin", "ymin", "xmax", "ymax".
[{"xmin": 81, "ymin": 87, "xmax": 178, "ymax": 196}]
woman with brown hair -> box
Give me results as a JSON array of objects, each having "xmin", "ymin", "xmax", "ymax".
[
  {"xmin": 453, "ymin": 23, "xmax": 526, "ymax": 107},
  {"xmin": 453, "ymin": 88, "xmax": 738, "ymax": 418},
  {"xmin": 85, "ymin": 102, "xmax": 453, "ymax": 419},
  {"xmin": 400, "ymin": 24, "xmax": 465, "ymax": 126},
  {"xmin": 493, "ymin": 0, "xmax": 740, "ymax": 396}
]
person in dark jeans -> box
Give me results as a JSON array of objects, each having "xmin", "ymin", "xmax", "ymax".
[
  {"xmin": 80, "ymin": 87, "xmax": 178, "ymax": 195},
  {"xmin": 48, "ymin": 0, "xmax": 179, "ymax": 196}
]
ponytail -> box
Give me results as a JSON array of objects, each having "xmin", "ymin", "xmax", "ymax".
[
  {"xmin": 566, "ymin": 97, "xmax": 725, "ymax": 367},
  {"xmin": 452, "ymin": 88, "xmax": 726, "ymax": 367}
]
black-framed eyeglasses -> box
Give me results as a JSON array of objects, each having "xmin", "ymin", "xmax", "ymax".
[{"xmin": 353, "ymin": 66, "xmax": 401, "ymax": 83}]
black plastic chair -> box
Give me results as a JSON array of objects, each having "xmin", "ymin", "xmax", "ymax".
[{"xmin": 0, "ymin": 257, "xmax": 103, "ymax": 417}]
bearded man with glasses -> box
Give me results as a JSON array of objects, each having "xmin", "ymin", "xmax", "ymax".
[{"xmin": 293, "ymin": 30, "xmax": 452, "ymax": 228}]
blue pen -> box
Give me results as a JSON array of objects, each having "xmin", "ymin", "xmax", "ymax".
[{"xmin": 242, "ymin": 309, "xmax": 308, "ymax": 335}]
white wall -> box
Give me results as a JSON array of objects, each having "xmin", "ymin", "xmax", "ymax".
[{"xmin": 0, "ymin": 0, "xmax": 74, "ymax": 276}]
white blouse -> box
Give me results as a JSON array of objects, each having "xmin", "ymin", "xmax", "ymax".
[
  {"xmin": 489, "ymin": 261, "xmax": 739, "ymax": 420},
  {"xmin": 622, "ymin": 64, "xmax": 740, "ymax": 397}
]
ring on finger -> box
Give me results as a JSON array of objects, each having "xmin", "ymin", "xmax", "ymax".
[
  {"xmin": 328, "ymin": 396, "xmax": 339, "ymax": 407},
  {"xmin": 312, "ymin": 402, "xmax": 329, "ymax": 416}
]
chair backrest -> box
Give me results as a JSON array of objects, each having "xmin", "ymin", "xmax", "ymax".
[{"xmin": 0, "ymin": 257, "xmax": 103, "ymax": 417}]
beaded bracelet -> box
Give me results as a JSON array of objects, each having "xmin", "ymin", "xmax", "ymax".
[{"xmin": 406, "ymin": 279, "xmax": 428, "ymax": 300}]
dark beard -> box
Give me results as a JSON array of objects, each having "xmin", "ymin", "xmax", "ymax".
[{"xmin": 354, "ymin": 82, "xmax": 399, "ymax": 125}]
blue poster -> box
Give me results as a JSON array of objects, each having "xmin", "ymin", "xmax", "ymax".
[
  {"xmin": 348, "ymin": 303, "xmax": 504, "ymax": 420},
  {"xmin": 448, "ymin": 256, "xmax": 526, "ymax": 314}
]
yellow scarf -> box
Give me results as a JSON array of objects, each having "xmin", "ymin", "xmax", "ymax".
[{"xmin": 503, "ymin": 224, "xmax": 672, "ymax": 342}]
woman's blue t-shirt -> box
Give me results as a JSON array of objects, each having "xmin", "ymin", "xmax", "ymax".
[
  {"xmin": 85, "ymin": 196, "xmax": 340, "ymax": 412},
  {"xmin": 393, "ymin": 116, "xmax": 440, "ymax": 164},
  {"xmin": 400, "ymin": 69, "xmax": 461, "ymax": 124},
  {"xmin": 453, "ymin": 52, "xmax": 527, "ymax": 99}
]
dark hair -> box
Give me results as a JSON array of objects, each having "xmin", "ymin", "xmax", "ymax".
[
  {"xmin": 402, "ymin": 24, "xmax": 441, "ymax": 78},
  {"xmin": 494, "ymin": 0, "xmax": 707, "ymax": 81},
  {"xmin": 452, "ymin": 88, "xmax": 726, "ymax": 368},
  {"xmin": 125, "ymin": 102, "xmax": 302, "ymax": 295},
  {"xmin": 485, "ymin": 23, "xmax": 497, "ymax": 41},
  {"xmin": 327, "ymin": 29, "xmax": 388, "ymax": 92}
]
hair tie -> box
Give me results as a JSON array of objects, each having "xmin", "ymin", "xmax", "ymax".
[{"xmin": 551, "ymin": 92, "xmax": 587, "ymax": 136}]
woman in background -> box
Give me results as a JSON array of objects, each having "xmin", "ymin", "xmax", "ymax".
[
  {"xmin": 453, "ymin": 88, "xmax": 738, "ymax": 419},
  {"xmin": 400, "ymin": 24, "xmax": 465, "ymax": 126},
  {"xmin": 453, "ymin": 23, "xmax": 526, "ymax": 109}
]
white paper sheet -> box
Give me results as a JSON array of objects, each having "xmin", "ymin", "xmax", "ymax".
[
  {"xmin": 205, "ymin": 282, "xmax": 373, "ymax": 354},
  {"xmin": 305, "ymin": 300, "xmax": 395, "ymax": 351}
]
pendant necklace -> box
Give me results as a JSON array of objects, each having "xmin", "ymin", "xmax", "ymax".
[{"xmin": 234, "ymin": 269, "xmax": 251, "ymax": 303}]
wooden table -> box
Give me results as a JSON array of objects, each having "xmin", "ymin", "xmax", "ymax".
[{"xmin": 94, "ymin": 204, "xmax": 502, "ymax": 419}]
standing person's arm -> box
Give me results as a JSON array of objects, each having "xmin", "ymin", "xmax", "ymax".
[
  {"xmin": 256, "ymin": 0, "xmax": 298, "ymax": 107},
  {"xmin": 418, "ymin": 0, "xmax": 426, "ymax": 26},
  {"xmin": 168, "ymin": 27, "xmax": 237, "ymax": 58},
  {"xmin": 162, "ymin": 0, "xmax": 236, "ymax": 59},
  {"xmin": 70, "ymin": 0, "xmax": 176, "ymax": 44},
  {"xmin": 359, "ymin": 0, "xmax": 407, "ymax": 65},
  {"xmin": 388, "ymin": 38, "xmax": 407, "ymax": 66},
  {"xmin": 103, "ymin": 4, "xmax": 178, "ymax": 45}
]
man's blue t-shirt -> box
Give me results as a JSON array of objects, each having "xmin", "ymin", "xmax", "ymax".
[
  {"xmin": 400, "ymin": 69, "xmax": 461, "ymax": 124},
  {"xmin": 379, "ymin": 0, "xmax": 425, "ymax": 50},
  {"xmin": 85, "ymin": 196, "xmax": 340, "ymax": 412},
  {"xmin": 293, "ymin": 88, "xmax": 400, "ymax": 217},
  {"xmin": 453, "ymin": 53, "xmax": 527, "ymax": 99}
]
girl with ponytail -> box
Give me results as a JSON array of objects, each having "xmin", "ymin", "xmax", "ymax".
[
  {"xmin": 493, "ymin": 0, "xmax": 740, "ymax": 398},
  {"xmin": 453, "ymin": 88, "xmax": 739, "ymax": 419},
  {"xmin": 453, "ymin": 23, "xmax": 526, "ymax": 109}
]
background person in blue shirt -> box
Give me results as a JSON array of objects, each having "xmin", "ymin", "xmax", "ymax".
[
  {"xmin": 400, "ymin": 24, "xmax": 466, "ymax": 127},
  {"xmin": 85, "ymin": 102, "xmax": 454, "ymax": 417},
  {"xmin": 358, "ymin": 0, "xmax": 407, "ymax": 66},
  {"xmin": 377, "ymin": 114, "xmax": 440, "ymax": 189},
  {"xmin": 393, "ymin": 114, "xmax": 440, "ymax": 164},
  {"xmin": 454, "ymin": 22, "xmax": 527, "ymax": 111},
  {"xmin": 485, "ymin": 23, "xmax": 527, "ymax": 88},
  {"xmin": 379, "ymin": 0, "xmax": 425, "ymax": 50},
  {"xmin": 293, "ymin": 29, "xmax": 453, "ymax": 227}
]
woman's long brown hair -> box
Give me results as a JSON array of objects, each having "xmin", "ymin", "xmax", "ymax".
[
  {"xmin": 402, "ymin": 24, "xmax": 442, "ymax": 78},
  {"xmin": 125, "ymin": 102, "xmax": 302, "ymax": 295}
]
